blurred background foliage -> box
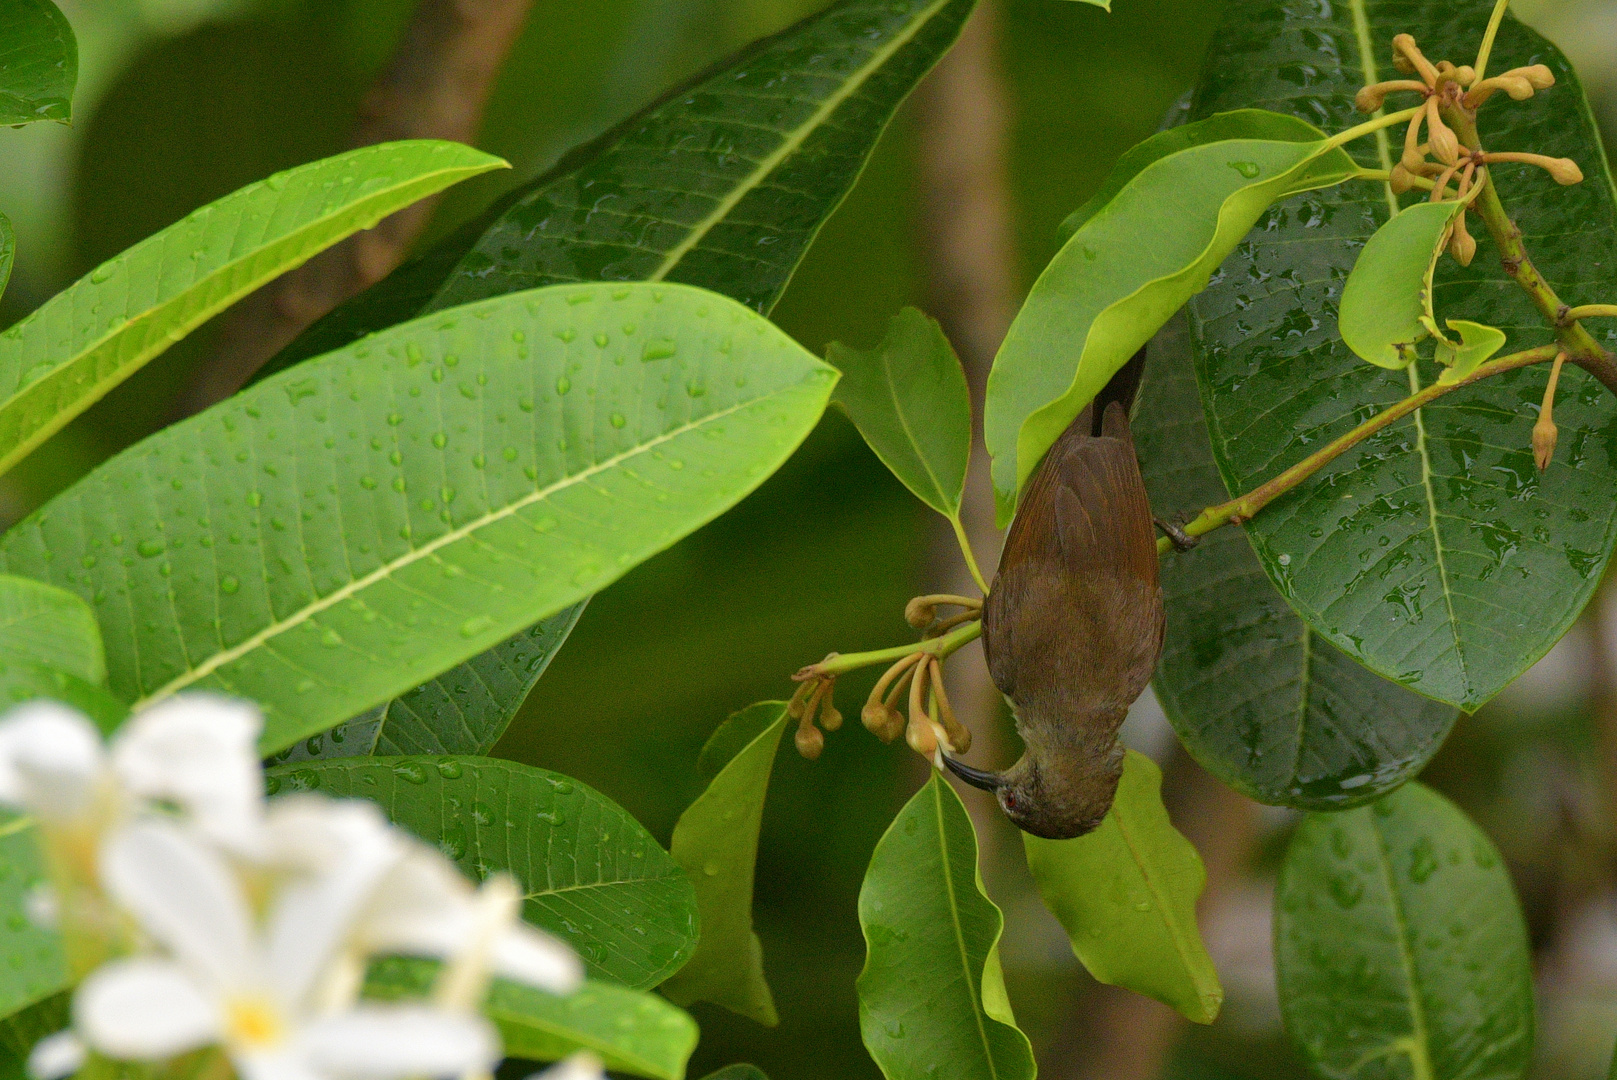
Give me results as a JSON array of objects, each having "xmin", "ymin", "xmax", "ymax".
[{"xmin": 6, "ymin": 1, "xmax": 1617, "ymax": 1078}]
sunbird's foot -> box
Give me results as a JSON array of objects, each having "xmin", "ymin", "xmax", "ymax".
[{"xmin": 1154, "ymin": 517, "xmax": 1200, "ymax": 551}]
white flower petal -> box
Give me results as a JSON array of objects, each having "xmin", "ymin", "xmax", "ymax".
[
  {"xmin": 24, "ymin": 883, "xmax": 56, "ymax": 930},
  {"xmin": 74, "ymin": 957, "xmax": 221, "ymax": 1060},
  {"xmin": 100, "ymin": 820, "xmax": 260, "ymax": 990},
  {"xmin": 26, "ymin": 1031, "xmax": 85, "ymax": 1080},
  {"xmin": 492, "ymin": 925, "xmax": 583, "ymax": 995},
  {"xmin": 112, "ymin": 694, "xmax": 264, "ymax": 851},
  {"xmin": 354, "ymin": 848, "xmax": 472, "ymax": 956},
  {"xmin": 298, "ymin": 1007, "xmax": 498, "ymax": 1080},
  {"xmin": 0, "ymin": 702, "xmax": 105, "ymax": 820},
  {"xmin": 232, "ymin": 1046, "xmax": 326, "ymax": 1080},
  {"xmin": 526, "ymin": 1053, "xmax": 605, "ymax": 1080},
  {"xmin": 262, "ymin": 798, "xmax": 407, "ymax": 1010}
]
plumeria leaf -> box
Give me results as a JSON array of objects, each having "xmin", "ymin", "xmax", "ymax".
[
  {"xmin": 696, "ymin": 701, "xmax": 783, "ymax": 781},
  {"xmin": 857, "ymin": 773, "xmax": 1035, "ymax": 1080},
  {"xmin": 1023, "ymin": 750, "xmax": 1221, "ymax": 1023},
  {"xmin": 984, "ymin": 114, "xmax": 1358, "ymax": 523},
  {"xmin": 827, "ymin": 308, "xmax": 972, "ymax": 519},
  {"xmin": 1133, "ymin": 314, "xmax": 1458, "ymax": 808},
  {"xmin": 3, "ymin": 283, "xmax": 837, "ymax": 753},
  {"xmin": 267, "ymin": 756, "xmax": 698, "ymax": 989},
  {"xmin": 1275, "ymin": 783, "xmax": 1534, "ymax": 1080},
  {"xmin": 0, "ymin": 0, "xmax": 75, "ymax": 126},
  {"xmin": 368, "ymin": 959, "xmax": 697, "ymax": 1080},
  {"xmin": 0, "ymin": 662, "xmax": 125, "ymax": 733},
  {"xmin": 0, "ymin": 817, "xmax": 66, "ymax": 1023},
  {"xmin": 1435, "ymin": 320, "xmax": 1508, "ymax": 385},
  {"xmin": 269, "ymin": 603, "xmax": 585, "ymax": 763},
  {"xmin": 0, "ymin": 141, "xmax": 505, "ymax": 479},
  {"xmin": 1339, "ymin": 201, "xmax": 1465, "ymax": 370},
  {"xmin": 0, "ymin": 574, "xmax": 103, "ymax": 685},
  {"xmin": 662, "ymin": 702, "xmax": 788, "ymax": 1025}
]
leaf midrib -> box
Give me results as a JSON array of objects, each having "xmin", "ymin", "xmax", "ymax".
[
  {"xmin": 131, "ymin": 391, "xmax": 785, "ymax": 707},
  {"xmin": 1367, "ymin": 815, "xmax": 1436, "ymax": 1080},
  {"xmin": 1113, "ymin": 788, "xmax": 1213, "ymax": 1011},
  {"xmin": 933, "ymin": 780, "xmax": 1001, "ymax": 1079}
]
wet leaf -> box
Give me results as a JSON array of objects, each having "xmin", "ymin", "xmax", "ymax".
[
  {"xmin": 662, "ymin": 702, "xmax": 788, "ymax": 1025},
  {"xmin": 1187, "ymin": 1, "xmax": 1617, "ymax": 710},
  {"xmin": 696, "ymin": 700, "xmax": 784, "ymax": 781},
  {"xmin": 269, "ymin": 603, "xmax": 584, "ymax": 763},
  {"xmin": 0, "ymin": 574, "xmax": 103, "ymax": 685},
  {"xmin": 1339, "ymin": 201, "xmax": 1466, "ymax": 369},
  {"xmin": 0, "ymin": 817, "xmax": 65, "ymax": 1023},
  {"xmin": 1435, "ymin": 320, "xmax": 1508, "ymax": 385},
  {"xmin": 0, "ymin": 661, "xmax": 125, "ymax": 733},
  {"xmin": 1275, "ymin": 783, "xmax": 1533, "ymax": 1080},
  {"xmin": 267, "ymin": 756, "xmax": 698, "ymax": 990},
  {"xmin": 985, "ymin": 114, "xmax": 1358, "ymax": 522},
  {"xmin": 1024, "ymin": 750, "xmax": 1221, "ymax": 1023},
  {"xmin": 828, "ymin": 308, "xmax": 971, "ymax": 519},
  {"xmin": 0, "ymin": 0, "xmax": 75, "ymax": 126},
  {"xmin": 857, "ymin": 773, "xmax": 1035, "ymax": 1080},
  {"xmin": 2, "ymin": 283, "xmax": 837, "ymax": 753},
  {"xmin": 367, "ymin": 958, "xmax": 697, "ymax": 1080},
  {"xmin": 1133, "ymin": 313, "xmax": 1458, "ymax": 808},
  {"xmin": 0, "ymin": 142, "xmax": 504, "ymax": 480}
]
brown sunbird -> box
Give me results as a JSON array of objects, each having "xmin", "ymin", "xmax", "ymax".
[{"xmin": 944, "ymin": 385, "xmax": 1165, "ymax": 839}]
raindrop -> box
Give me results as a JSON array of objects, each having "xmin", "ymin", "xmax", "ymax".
[
  {"xmin": 641, "ymin": 339, "xmax": 677, "ymax": 362},
  {"xmin": 556, "ymin": 377, "xmax": 571, "ymax": 395},
  {"xmin": 136, "ymin": 539, "xmax": 165, "ymax": 558},
  {"xmin": 220, "ymin": 575, "xmax": 240, "ymax": 595},
  {"xmin": 460, "ymin": 615, "xmax": 493, "ymax": 638},
  {"xmin": 609, "ymin": 413, "xmax": 626, "ymax": 428},
  {"xmin": 1228, "ymin": 160, "xmax": 1262, "ymax": 178}
]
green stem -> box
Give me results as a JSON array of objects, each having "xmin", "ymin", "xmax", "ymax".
[
  {"xmin": 1156, "ymin": 345, "xmax": 1561, "ymax": 556},
  {"xmin": 1566, "ymin": 304, "xmax": 1617, "ymax": 321},
  {"xmin": 1320, "ymin": 106, "xmax": 1423, "ymax": 154},
  {"xmin": 802, "ymin": 618, "xmax": 982, "ymax": 678},
  {"xmin": 1473, "ymin": 0, "xmax": 1512, "ymax": 84},
  {"xmin": 1354, "ymin": 167, "xmax": 1436, "ymax": 191},
  {"xmin": 949, "ymin": 514, "xmax": 991, "ymax": 595}
]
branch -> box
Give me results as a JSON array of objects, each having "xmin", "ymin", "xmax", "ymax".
[{"xmin": 176, "ymin": 0, "xmax": 536, "ymax": 415}]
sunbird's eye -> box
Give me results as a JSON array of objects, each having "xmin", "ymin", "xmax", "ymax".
[{"xmin": 1002, "ymin": 791, "xmax": 1018, "ymax": 812}]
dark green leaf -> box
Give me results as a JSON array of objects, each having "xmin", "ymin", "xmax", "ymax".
[
  {"xmin": 0, "ymin": 574, "xmax": 103, "ymax": 685},
  {"xmin": 1187, "ymin": 1, "xmax": 1617, "ymax": 710},
  {"xmin": 1134, "ymin": 313, "xmax": 1458, "ymax": 809},
  {"xmin": 269, "ymin": 603, "xmax": 584, "ymax": 763},
  {"xmin": 1275, "ymin": 783, "xmax": 1533, "ymax": 1080},
  {"xmin": 698, "ymin": 1068, "xmax": 767, "ymax": 1080},
  {"xmin": 0, "ymin": 0, "xmax": 74, "ymax": 125},
  {"xmin": 0, "ymin": 215, "xmax": 12, "ymax": 302},
  {"xmin": 3, "ymin": 283, "xmax": 837, "ymax": 754},
  {"xmin": 0, "ymin": 142, "xmax": 505, "ymax": 479},
  {"xmin": 827, "ymin": 308, "xmax": 971, "ymax": 518},
  {"xmin": 696, "ymin": 700, "xmax": 784, "ymax": 781},
  {"xmin": 984, "ymin": 118, "xmax": 1358, "ymax": 523},
  {"xmin": 662, "ymin": 702, "xmax": 787, "ymax": 1025},
  {"xmin": 1023, "ymin": 750, "xmax": 1221, "ymax": 1024},
  {"xmin": 0, "ymin": 992, "xmax": 66, "ymax": 1068},
  {"xmin": 268, "ymin": 756, "xmax": 697, "ymax": 989},
  {"xmin": 367, "ymin": 958, "xmax": 697, "ymax": 1080},
  {"xmin": 0, "ymin": 817, "xmax": 65, "ymax": 1022},
  {"xmin": 857, "ymin": 773, "xmax": 1035, "ymax": 1080}
]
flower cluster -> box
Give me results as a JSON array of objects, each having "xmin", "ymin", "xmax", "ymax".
[{"xmin": 0, "ymin": 695, "xmax": 599, "ymax": 1080}]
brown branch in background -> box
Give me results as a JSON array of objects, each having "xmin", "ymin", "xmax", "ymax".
[{"xmin": 177, "ymin": 0, "xmax": 536, "ymax": 415}]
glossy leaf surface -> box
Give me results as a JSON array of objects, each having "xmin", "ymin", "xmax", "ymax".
[
  {"xmin": 271, "ymin": 603, "xmax": 584, "ymax": 763},
  {"xmin": 1339, "ymin": 201, "xmax": 1464, "ymax": 369},
  {"xmin": 3, "ymin": 283, "xmax": 837, "ymax": 752},
  {"xmin": 0, "ymin": 142, "xmax": 504, "ymax": 479},
  {"xmin": 269, "ymin": 756, "xmax": 697, "ymax": 989},
  {"xmin": 1187, "ymin": 1, "xmax": 1617, "ymax": 710},
  {"xmin": 1435, "ymin": 320, "xmax": 1507, "ymax": 386},
  {"xmin": 662, "ymin": 702, "xmax": 787, "ymax": 1025},
  {"xmin": 369, "ymin": 958, "xmax": 697, "ymax": 1079},
  {"xmin": 0, "ymin": 817, "xmax": 65, "ymax": 1022},
  {"xmin": 1023, "ymin": 750, "xmax": 1221, "ymax": 1024},
  {"xmin": 0, "ymin": 662, "xmax": 124, "ymax": 732},
  {"xmin": 1134, "ymin": 314, "xmax": 1457, "ymax": 808},
  {"xmin": 985, "ymin": 118, "xmax": 1357, "ymax": 522},
  {"xmin": 1275, "ymin": 783, "xmax": 1533, "ymax": 1080},
  {"xmin": 827, "ymin": 308, "xmax": 971, "ymax": 518},
  {"xmin": 857, "ymin": 773, "xmax": 1035, "ymax": 1080},
  {"xmin": 0, "ymin": 0, "xmax": 74, "ymax": 125},
  {"xmin": 0, "ymin": 574, "xmax": 103, "ymax": 685}
]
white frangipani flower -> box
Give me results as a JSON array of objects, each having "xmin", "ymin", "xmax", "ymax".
[
  {"xmin": 527, "ymin": 1053, "xmax": 606, "ymax": 1080},
  {"xmin": 77, "ymin": 818, "xmax": 499, "ymax": 1080},
  {"xmin": 25, "ymin": 1030, "xmax": 85, "ymax": 1080}
]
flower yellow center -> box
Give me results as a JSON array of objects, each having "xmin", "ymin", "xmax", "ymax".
[{"xmin": 225, "ymin": 996, "xmax": 286, "ymax": 1049}]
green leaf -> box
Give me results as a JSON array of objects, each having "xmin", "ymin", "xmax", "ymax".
[
  {"xmin": 0, "ymin": 0, "xmax": 75, "ymax": 126},
  {"xmin": 0, "ymin": 816, "xmax": 66, "ymax": 1022},
  {"xmin": 1023, "ymin": 749, "xmax": 1221, "ymax": 1024},
  {"xmin": 0, "ymin": 574, "xmax": 102, "ymax": 685},
  {"xmin": 367, "ymin": 958, "xmax": 697, "ymax": 1080},
  {"xmin": 0, "ymin": 662, "xmax": 125, "ymax": 733},
  {"xmin": 0, "ymin": 993, "xmax": 66, "ymax": 1069},
  {"xmin": 0, "ymin": 141, "xmax": 506, "ymax": 480},
  {"xmin": 1339, "ymin": 201, "xmax": 1465, "ymax": 369},
  {"xmin": 857, "ymin": 773, "xmax": 1035, "ymax": 1080},
  {"xmin": 698, "ymin": 1068, "xmax": 768, "ymax": 1080},
  {"xmin": 1133, "ymin": 313, "xmax": 1458, "ymax": 809},
  {"xmin": 984, "ymin": 118, "xmax": 1358, "ymax": 523},
  {"xmin": 1186, "ymin": 1, "xmax": 1617, "ymax": 710},
  {"xmin": 1275, "ymin": 783, "xmax": 1533, "ymax": 1080},
  {"xmin": 696, "ymin": 700, "xmax": 784, "ymax": 781},
  {"xmin": 270, "ymin": 603, "xmax": 584, "ymax": 763},
  {"xmin": 3, "ymin": 283, "xmax": 837, "ymax": 753},
  {"xmin": 1435, "ymin": 320, "xmax": 1507, "ymax": 385},
  {"xmin": 267, "ymin": 756, "xmax": 697, "ymax": 989},
  {"xmin": 662, "ymin": 702, "xmax": 787, "ymax": 1025},
  {"xmin": 259, "ymin": 0, "xmax": 978, "ymax": 378},
  {"xmin": 827, "ymin": 308, "xmax": 972, "ymax": 518},
  {"xmin": 0, "ymin": 214, "xmax": 13, "ymax": 302}
]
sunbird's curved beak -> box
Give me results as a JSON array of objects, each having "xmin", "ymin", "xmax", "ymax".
[{"xmin": 943, "ymin": 755, "xmax": 1002, "ymax": 792}]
